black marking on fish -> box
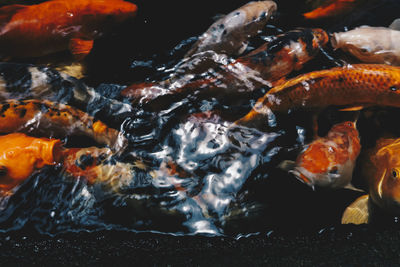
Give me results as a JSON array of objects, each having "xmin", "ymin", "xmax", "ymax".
[
  {"xmin": 17, "ymin": 108, "xmax": 26, "ymax": 118},
  {"xmin": 0, "ymin": 63, "xmax": 32, "ymax": 94},
  {"xmin": 0, "ymin": 103, "xmax": 10, "ymax": 114},
  {"xmin": 77, "ymin": 154, "xmax": 94, "ymax": 170}
]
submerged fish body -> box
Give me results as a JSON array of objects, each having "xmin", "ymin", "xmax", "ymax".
[
  {"xmin": 0, "ymin": 62, "xmax": 91, "ymax": 105},
  {"xmin": 0, "ymin": 0, "xmax": 137, "ymax": 59},
  {"xmin": 0, "ymin": 99, "xmax": 126, "ymax": 151},
  {"xmin": 185, "ymin": 0, "xmax": 277, "ymax": 58},
  {"xmin": 0, "ymin": 132, "xmax": 62, "ymax": 192},
  {"xmin": 303, "ymin": 0, "xmax": 359, "ymax": 20},
  {"xmin": 332, "ymin": 26, "xmax": 400, "ymax": 65},
  {"xmin": 289, "ymin": 121, "xmax": 361, "ymax": 189},
  {"xmin": 236, "ymin": 64, "xmax": 400, "ymax": 129},
  {"xmin": 0, "ymin": 62, "xmax": 133, "ymax": 121},
  {"xmin": 62, "ymin": 147, "xmax": 150, "ymax": 191},
  {"xmin": 122, "ymin": 28, "xmax": 329, "ymax": 107},
  {"xmin": 234, "ymin": 28, "xmax": 329, "ymax": 83}
]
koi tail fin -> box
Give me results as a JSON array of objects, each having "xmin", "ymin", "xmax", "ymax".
[{"xmin": 341, "ymin": 194, "xmax": 370, "ymax": 225}]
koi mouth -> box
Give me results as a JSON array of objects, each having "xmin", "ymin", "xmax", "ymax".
[{"xmin": 290, "ymin": 169, "xmax": 315, "ymax": 189}]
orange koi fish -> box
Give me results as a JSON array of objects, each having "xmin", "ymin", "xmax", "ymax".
[
  {"xmin": 303, "ymin": 0, "xmax": 359, "ymax": 20},
  {"xmin": 0, "ymin": 0, "xmax": 137, "ymax": 59},
  {"xmin": 236, "ymin": 64, "xmax": 400, "ymax": 129},
  {"xmin": 185, "ymin": 1, "xmax": 277, "ymax": 58},
  {"xmin": 0, "ymin": 133, "xmax": 143, "ymax": 193},
  {"xmin": 0, "ymin": 99, "xmax": 126, "ymax": 151},
  {"xmin": 331, "ymin": 26, "xmax": 400, "ymax": 65},
  {"xmin": 342, "ymin": 138, "xmax": 400, "ymax": 224},
  {"xmin": 0, "ymin": 132, "xmax": 62, "ymax": 191},
  {"xmin": 281, "ymin": 121, "xmax": 361, "ymax": 190},
  {"xmin": 122, "ymin": 28, "xmax": 329, "ymax": 107}
]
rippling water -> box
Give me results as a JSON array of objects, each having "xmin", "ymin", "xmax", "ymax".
[{"xmin": 0, "ymin": 0, "xmax": 400, "ymax": 236}]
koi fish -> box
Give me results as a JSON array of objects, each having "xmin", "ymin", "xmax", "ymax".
[
  {"xmin": 122, "ymin": 28, "xmax": 329, "ymax": 107},
  {"xmin": 0, "ymin": 0, "xmax": 137, "ymax": 59},
  {"xmin": 234, "ymin": 28, "xmax": 329, "ymax": 84},
  {"xmin": 0, "ymin": 62, "xmax": 133, "ymax": 120},
  {"xmin": 0, "ymin": 99, "xmax": 127, "ymax": 151},
  {"xmin": 331, "ymin": 26, "xmax": 400, "ymax": 65},
  {"xmin": 303, "ymin": 0, "xmax": 359, "ymax": 20},
  {"xmin": 185, "ymin": 1, "xmax": 277, "ymax": 58},
  {"xmin": 0, "ymin": 132, "xmax": 62, "ymax": 192},
  {"xmin": 61, "ymin": 146, "xmax": 150, "ymax": 191},
  {"xmin": 236, "ymin": 64, "xmax": 400, "ymax": 129},
  {"xmin": 280, "ymin": 121, "xmax": 361, "ymax": 190},
  {"xmin": 342, "ymin": 138, "xmax": 400, "ymax": 224}
]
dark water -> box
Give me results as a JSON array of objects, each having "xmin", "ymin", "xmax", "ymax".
[{"xmin": 0, "ymin": 0, "xmax": 400, "ymax": 237}]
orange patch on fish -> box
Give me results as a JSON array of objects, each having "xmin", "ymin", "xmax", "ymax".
[
  {"xmin": 298, "ymin": 142, "xmax": 332, "ymax": 174},
  {"xmin": 0, "ymin": 133, "xmax": 62, "ymax": 191}
]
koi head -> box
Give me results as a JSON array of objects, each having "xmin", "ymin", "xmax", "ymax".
[
  {"xmin": 331, "ymin": 26, "xmax": 395, "ymax": 64},
  {"xmin": 311, "ymin": 28, "xmax": 330, "ymax": 48},
  {"xmin": 368, "ymin": 138, "xmax": 400, "ymax": 213},
  {"xmin": 0, "ymin": 133, "xmax": 62, "ymax": 192},
  {"xmin": 62, "ymin": 147, "xmax": 113, "ymax": 184},
  {"xmin": 290, "ymin": 121, "xmax": 360, "ymax": 189}
]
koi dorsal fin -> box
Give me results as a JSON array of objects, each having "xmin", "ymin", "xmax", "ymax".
[
  {"xmin": 389, "ymin": 18, "xmax": 400, "ymax": 31},
  {"xmin": 0, "ymin": 5, "xmax": 26, "ymax": 28}
]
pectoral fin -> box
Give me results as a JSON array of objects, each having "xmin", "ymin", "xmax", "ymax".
[
  {"xmin": 69, "ymin": 38, "xmax": 94, "ymax": 60},
  {"xmin": 338, "ymin": 106, "xmax": 364, "ymax": 112},
  {"xmin": 344, "ymin": 183, "xmax": 365, "ymax": 192},
  {"xmin": 341, "ymin": 194, "xmax": 370, "ymax": 225},
  {"xmin": 278, "ymin": 160, "xmax": 296, "ymax": 171}
]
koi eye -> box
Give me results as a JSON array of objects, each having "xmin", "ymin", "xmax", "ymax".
[
  {"xmin": 359, "ymin": 47, "xmax": 370, "ymax": 53},
  {"xmin": 0, "ymin": 166, "xmax": 7, "ymax": 176},
  {"xmin": 392, "ymin": 169, "xmax": 399, "ymax": 179},
  {"xmin": 329, "ymin": 166, "xmax": 338, "ymax": 175}
]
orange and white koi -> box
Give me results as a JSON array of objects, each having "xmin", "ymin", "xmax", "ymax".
[
  {"xmin": 236, "ymin": 64, "xmax": 400, "ymax": 129},
  {"xmin": 0, "ymin": 0, "xmax": 137, "ymax": 59},
  {"xmin": 281, "ymin": 121, "xmax": 361, "ymax": 189},
  {"xmin": 331, "ymin": 26, "xmax": 400, "ymax": 65}
]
